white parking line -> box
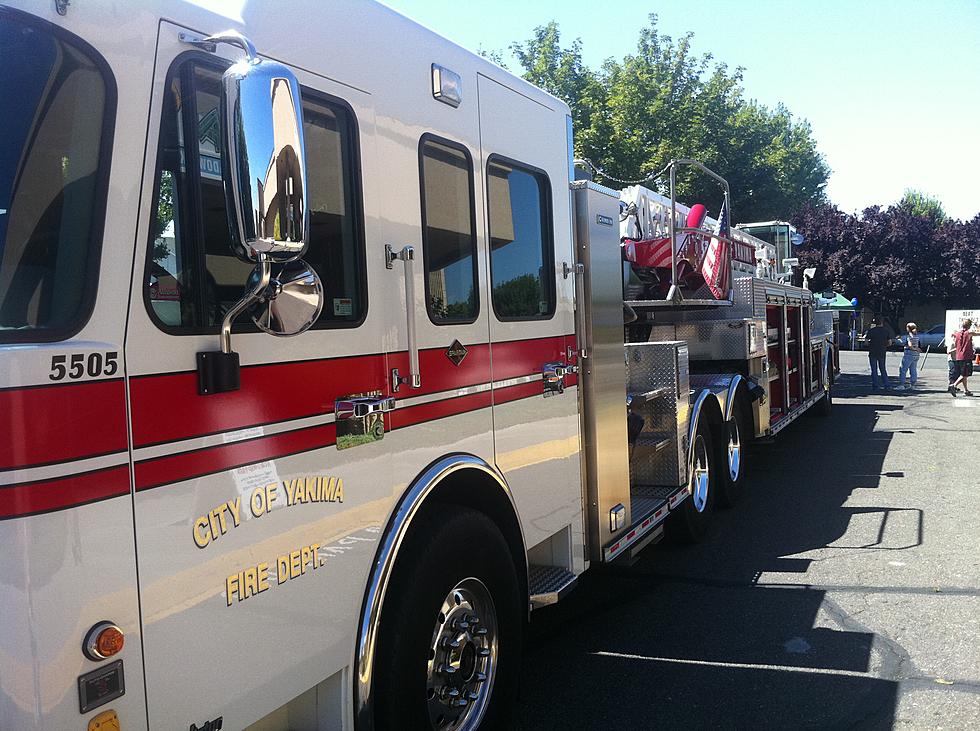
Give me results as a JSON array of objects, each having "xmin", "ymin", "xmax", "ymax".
[{"xmin": 591, "ymin": 650, "xmax": 874, "ymax": 677}]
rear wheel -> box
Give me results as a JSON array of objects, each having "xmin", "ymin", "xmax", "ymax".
[
  {"xmin": 813, "ymin": 361, "xmax": 833, "ymax": 417},
  {"xmin": 668, "ymin": 418, "xmax": 716, "ymax": 543},
  {"xmin": 717, "ymin": 397, "xmax": 751, "ymax": 508},
  {"xmin": 373, "ymin": 507, "xmax": 522, "ymax": 730}
]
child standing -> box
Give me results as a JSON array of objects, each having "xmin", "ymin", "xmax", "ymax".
[{"xmin": 897, "ymin": 322, "xmax": 920, "ymax": 389}]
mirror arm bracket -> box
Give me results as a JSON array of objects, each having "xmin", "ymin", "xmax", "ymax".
[
  {"xmin": 177, "ymin": 32, "xmax": 217, "ymax": 53},
  {"xmin": 220, "ymin": 259, "xmax": 272, "ymax": 353},
  {"xmin": 203, "ymin": 30, "xmax": 259, "ymax": 62},
  {"xmin": 196, "ymin": 259, "xmax": 272, "ymax": 396}
]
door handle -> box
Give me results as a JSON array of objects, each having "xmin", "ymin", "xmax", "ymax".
[
  {"xmin": 386, "ymin": 244, "xmax": 421, "ymax": 392},
  {"xmin": 335, "ymin": 396, "xmax": 396, "ymax": 421}
]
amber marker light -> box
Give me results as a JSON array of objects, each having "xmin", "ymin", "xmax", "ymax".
[{"xmin": 83, "ymin": 621, "xmax": 124, "ymax": 661}]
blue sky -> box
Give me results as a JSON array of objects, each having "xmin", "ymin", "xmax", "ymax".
[{"xmin": 384, "ymin": 0, "xmax": 980, "ymax": 221}]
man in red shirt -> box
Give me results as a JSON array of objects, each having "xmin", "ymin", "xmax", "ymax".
[{"xmin": 949, "ymin": 318, "xmax": 980, "ymax": 396}]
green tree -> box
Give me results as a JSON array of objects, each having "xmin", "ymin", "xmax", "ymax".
[
  {"xmin": 509, "ymin": 16, "xmax": 830, "ymax": 222},
  {"xmin": 899, "ymin": 188, "xmax": 947, "ymax": 224},
  {"xmin": 509, "ymin": 22, "xmax": 609, "ymax": 160}
]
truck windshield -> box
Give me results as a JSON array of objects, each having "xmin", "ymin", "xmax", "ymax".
[{"xmin": 0, "ymin": 11, "xmax": 111, "ymax": 340}]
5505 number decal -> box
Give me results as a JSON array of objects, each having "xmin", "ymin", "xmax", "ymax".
[{"xmin": 49, "ymin": 352, "xmax": 119, "ymax": 381}]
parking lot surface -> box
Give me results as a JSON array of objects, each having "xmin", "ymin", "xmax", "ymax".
[{"xmin": 519, "ymin": 350, "xmax": 980, "ymax": 729}]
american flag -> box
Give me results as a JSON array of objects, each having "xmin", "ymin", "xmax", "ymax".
[{"xmin": 701, "ymin": 199, "xmax": 731, "ymax": 300}]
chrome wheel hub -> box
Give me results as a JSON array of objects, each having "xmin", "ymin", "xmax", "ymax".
[
  {"xmin": 727, "ymin": 417, "xmax": 741, "ymax": 481},
  {"xmin": 426, "ymin": 578, "xmax": 497, "ymax": 730},
  {"xmin": 691, "ymin": 433, "xmax": 710, "ymax": 512}
]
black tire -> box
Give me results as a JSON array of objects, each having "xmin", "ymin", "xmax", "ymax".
[
  {"xmin": 813, "ymin": 361, "xmax": 833, "ymax": 417},
  {"xmin": 716, "ymin": 397, "xmax": 751, "ymax": 508},
  {"xmin": 667, "ymin": 418, "xmax": 716, "ymax": 543},
  {"xmin": 373, "ymin": 506, "xmax": 523, "ymax": 730}
]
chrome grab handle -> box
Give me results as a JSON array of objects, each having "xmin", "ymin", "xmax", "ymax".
[
  {"xmin": 336, "ymin": 396, "xmax": 396, "ymax": 421},
  {"xmin": 567, "ymin": 258, "xmax": 588, "ymax": 360},
  {"xmin": 385, "ymin": 244, "xmax": 421, "ymax": 391}
]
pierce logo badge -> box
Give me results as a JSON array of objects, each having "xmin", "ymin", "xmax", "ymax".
[{"xmin": 446, "ymin": 339, "xmax": 468, "ymax": 366}]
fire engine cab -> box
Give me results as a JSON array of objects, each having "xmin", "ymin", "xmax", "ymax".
[{"xmin": 0, "ymin": 2, "xmax": 834, "ymax": 729}]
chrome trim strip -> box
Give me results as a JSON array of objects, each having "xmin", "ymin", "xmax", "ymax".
[
  {"xmin": 493, "ymin": 372, "xmax": 543, "ymax": 389},
  {"xmin": 397, "ymin": 382, "xmax": 493, "ymax": 409},
  {"xmin": 132, "ymin": 412, "xmax": 337, "ymax": 461},
  {"xmin": 132, "ymin": 373, "xmax": 552, "ymax": 462},
  {"xmin": 379, "ymin": 373, "xmax": 542, "ymax": 411},
  {"xmin": 354, "ymin": 454, "xmax": 526, "ymax": 730},
  {"xmin": 0, "ymin": 451, "xmax": 129, "ymax": 486}
]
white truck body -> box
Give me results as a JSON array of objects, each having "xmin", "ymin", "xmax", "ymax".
[{"xmin": 0, "ymin": 2, "xmax": 834, "ymax": 729}]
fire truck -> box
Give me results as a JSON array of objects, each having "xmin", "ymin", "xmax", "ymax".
[{"xmin": 0, "ymin": 2, "xmax": 835, "ymax": 729}]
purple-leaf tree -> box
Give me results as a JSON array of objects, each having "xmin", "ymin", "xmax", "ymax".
[{"xmin": 792, "ymin": 203, "xmax": 980, "ymax": 333}]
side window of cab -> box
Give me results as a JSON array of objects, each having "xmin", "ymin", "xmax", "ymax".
[{"xmin": 145, "ymin": 58, "xmax": 366, "ymax": 332}]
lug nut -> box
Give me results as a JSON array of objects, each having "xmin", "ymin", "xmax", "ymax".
[
  {"xmin": 451, "ymin": 699, "xmax": 468, "ymax": 708},
  {"xmin": 474, "ymin": 627, "xmax": 488, "ymax": 636},
  {"xmin": 441, "ymin": 687, "xmax": 460, "ymax": 700},
  {"xmin": 466, "ymin": 692, "xmax": 479, "ymax": 701},
  {"xmin": 474, "ymin": 672, "xmax": 487, "ymax": 683},
  {"xmin": 438, "ymin": 664, "xmax": 458, "ymax": 676},
  {"xmin": 478, "ymin": 648, "xmax": 491, "ymax": 658},
  {"xmin": 440, "ymin": 637, "xmax": 461, "ymax": 649}
]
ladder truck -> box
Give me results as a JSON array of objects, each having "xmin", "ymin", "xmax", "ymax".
[{"xmin": 0, "ymin": 2, "xmax": 835, "ymax": 729}]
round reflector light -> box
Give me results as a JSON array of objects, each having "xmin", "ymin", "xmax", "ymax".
[{"xmin": 84, "ymin": 621, "xmax": 124, "ymax": 661}]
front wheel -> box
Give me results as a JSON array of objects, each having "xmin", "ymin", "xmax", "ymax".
[
  {"xmin": 373, "ymin": 507, "xmax": 522, "ymax": 730},
  {"xmin": 668, "ymin": 418, "xmax": 716, "ymax": 543}
]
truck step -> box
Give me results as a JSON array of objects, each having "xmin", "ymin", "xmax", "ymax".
[{"xmin": 528, "ymin": 564, "xmax": 578, "ymax": 609}]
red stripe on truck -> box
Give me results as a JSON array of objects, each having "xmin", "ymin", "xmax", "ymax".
[
  {"xmin": 0, "ymin": 465, "xmax": 130, "ymax": 520},
  {"xmin": 134, "ymin": 423, "xmax": 338, "ymax": 491},
  {"xmin": 129, "ymin": 354, "xmax": 387, "ymax": 448},
  {"xmin": 0, "ymin": 380, "xmax": 127, "ymax": 470}
]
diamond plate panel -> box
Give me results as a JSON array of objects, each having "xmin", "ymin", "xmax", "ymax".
[
  {"xmin": 669, "ymin": 319, "xmax": 767, "ymax": 360},
  {"xmin": 626, "ymin": 342, "xmax": 688, "ymax": 487}
]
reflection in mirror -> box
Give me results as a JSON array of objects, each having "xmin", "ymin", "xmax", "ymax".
[{"xmin": 221, "ymin": 52, "xmax": 309, "ymax": 263}]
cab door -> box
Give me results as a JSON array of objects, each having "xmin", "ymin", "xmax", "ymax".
[
  {"xmin": 125, "ymin": 25, "xmax": 390, "ymax": 729},
  {"xmin": 378, "ymin": 103, "xmax": 495, "ymax": 501},
  {"xmin": 476, "ymin": 75, "xmax": 584, "ymax": 568}
]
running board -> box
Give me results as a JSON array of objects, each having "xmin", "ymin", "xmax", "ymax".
[
  {"xmin": 528, "ymin": 564, "xmax": 578, "ymax": 609},
  {"xmin": 602, "ymin": 484, "xmax": 690, "ymax": 562}
]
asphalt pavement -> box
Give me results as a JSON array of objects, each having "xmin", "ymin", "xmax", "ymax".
[{"xmin": 518, "ymin": 349, "xmax": 980, "ymax": 730}]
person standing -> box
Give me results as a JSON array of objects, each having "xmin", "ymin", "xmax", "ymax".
[
  {"xmin": 949, "ymin": 318, "xmax": 980, "ymax": 396},
  {"xmin": 864, "ymin": 318, "xmax": 892, "ymax": 390},
  {"xmin": 897, "ymin": 322, "xmax": 920, "ymax": 389}
]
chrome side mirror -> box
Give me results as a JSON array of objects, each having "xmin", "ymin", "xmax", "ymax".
[
  {"xmin": 216, "ymin": 31, "xmax": 308, "ymax": 262},
  {"xmin": 195, "ymin": 31, "xmax": 324, "ymax": 396}
]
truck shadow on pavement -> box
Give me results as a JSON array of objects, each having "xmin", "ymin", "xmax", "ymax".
[{"xmin": 518, "ymin": 398, "xmax": 907, "ymax": 730}]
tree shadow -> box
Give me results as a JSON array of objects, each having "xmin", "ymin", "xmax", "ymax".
[{"xmin": 518, "ymin": 400, "xmax": 906, "ymax": 729}]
